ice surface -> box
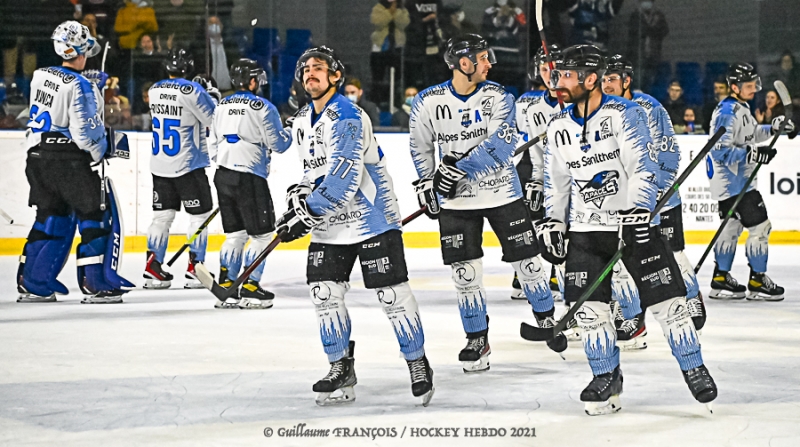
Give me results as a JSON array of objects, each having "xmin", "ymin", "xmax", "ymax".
[{"xmin": 1, "ymin": 245, "xmax": 799, "ymax": 446}]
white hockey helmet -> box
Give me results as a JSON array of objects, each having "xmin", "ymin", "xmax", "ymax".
[{"xmin": 52, "ymin": 21, "xmax": 101, "ymax": 60}]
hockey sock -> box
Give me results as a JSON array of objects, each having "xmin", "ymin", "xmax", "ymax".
[
  {"xmin": 188, "ymin": 211, "xmax": 212, "ymax": 263},
  {"xmin": 512, "ymin": 256, "xmax": 554, "ymax": 313},
  {"xmin": 220, "ymin": 230, "xmax": 247, "ymax": 280},
  {"xmin": 650, "ymin": 297, "xmax": 703, "ymax": 371},
  {"xmin": 674, "ymin": 250, "xmax": 700, "ymax": 299},
  {"xmin": 310, "ymin": 281, "xmax": 352, "ymax": 363},
  {"xmin": 577, "ymin": 301, "xmax": 620, "ymax": 376},
  {"xmin": 611, "ymin": 260, "xmax": 642, "ymax": 320},
  {"xmin": 745, "ymin": 220, "xmax": 771, "ymax": 273},
  {"xmin": 243, "ymin": 232, "xmax": 273, "ymax": 283},
  {"xmin": 451, "ymin": 258, "xmax": 488, "ymax": 334},
  {"xmin": 147, "ymin": 210, "xmax": 176, "ymax": 263},
  {"xmin": 376, "ymin": 282, "xmax": 426, "ymax": 361},
  {"xmin": 713, "ymin": 218, "xmax": 743, "ymax": 272}
]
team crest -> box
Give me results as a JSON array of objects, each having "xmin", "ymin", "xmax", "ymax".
[
  {"xmin": 315, "ymin": 125, "xmax": 324, "ymax": 145},
  {"xmin": 594, "ymin": 116, "xmax": 613, "ymax": 142},
  {"xmin": 576, "ymin": 170, "xmax": 620, "ymax": 208},
  {"xmin": 460, "ymin": 111, "xmax": 472, "ymax": 128},
  {"xmin": 480, "ymin": 96, "xmax": 494, "ymax": 113}
]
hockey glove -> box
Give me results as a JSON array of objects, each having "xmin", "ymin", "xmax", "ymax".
[
  {"xmin": 617, "ymin": 207, "xmax": 651, "ymax": 253},
  {"xmin": 412, "ymin": 177, "xmax": 441, "ymax": 219},
  {"xmin": 771, "ymin": 116, "xmax": 797, "ymax": 137},
  {"xmin": 285, "ymin": 183, "xmax": 312, "ymax": 206},
  {"xmin": 747, "ymin": 145, "xmax": 777, "ymax": 165},
  {"xmin": 82, "ymin": 69, "xmax": 109, "ymax": 89},
  {"xmin": 433, "ymin": 154, "xmax": 467, "ymax": 199},
  {"xmin": 275, "ymin": 195, "xmax": 323, "ymax": 242},
  {"xmin": 524, "ymin": 181, "xmax": 544, "ymax": 212},
  {"xmin": 534, "ymin": 217, "xmax": 567, "ymax": 265},
  {"xmin": 104, "ymin": 128, "xmax": 130, "ymax": 159},
  {"xmin": 193, "ymin": 75, "xmax": 221, "ymax": 103}
]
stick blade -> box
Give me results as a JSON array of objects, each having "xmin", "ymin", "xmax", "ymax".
[
  {"xmin": 520, "ymin": 322, "xmax": 554, "ymax": 341},
  {"xmin": 774, "ymin": 80, "xmax": 792, "ymax": 109},
  {"xmin": 194, "ymin": 263, "xmax": 229, "ymax": 300},
  {"xmin": 535, "ymin": 0, "xmax": 544, "ymax": 32}
]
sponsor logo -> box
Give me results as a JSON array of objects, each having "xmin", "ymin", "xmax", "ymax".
[
  {"xmin": 309, "ymin": 251, "xmax": 324, "ymax": 267},
  {"xmin": 554, "ymin": 129, "xmax": 572, "ymax": 147},
  {"xmin": 461, "ymin": 127, "xmax": 487, "ymax": 140},
  {"xmin": 566, "ymin": 148, "xmax": 621, "ymax": 169},
  {"xmin": 377, "ymin": 287, "xmax": 396, "ymax": 305},
  {"xmin": 297, "ymin": 128, "xmax": 305, "ymax": 143},
  {"xmin": 153, "ymin": 191, "xmax": 159, "ymax": 203},
  {"xmin": 362, "ymin": 242, "xmax": 381, "ymax": 249},
  {"xmin": 769, "ymin": 172, "xmax": 800, "ymax": 195},
  {"xmin": 453, "ymin": 262, "xmax": 476, "ymax": 285},
  {"xmin": 576, "ymin": 170, "xmax": 620, "ymax": 207},
  {"xmin": 455, "ymin": 183, "xmax": 475, "ymax": 198},
  {"xmin": 180, "ymin": 84, "xmax": 194, "ymax": 94},
  {"xmin": 478, "ymin": 175, "xmax": 510, "ymax": 188},
  {"xmin": 640, "ymin": 255, "xmax": 661, "ymax": 265},
  {"xmin": 575, "ymin": 305, "xmax": 598, "ymax": 323},
  {"xmin": 362, "ymin": 257, "xmax": 392, "ymax": 274},
  {"xmin": 594, "ymin": 116, "xmax": 613, "ymax": 142},
  {"xmin": 303, "ymin": 156, "xmax": 327, "ymax": 170},
  {"xmin": 441, "ymin": 234, "xmax": 464, "ymax": 250},
  {"xmin": 250, "ymin": 99, "xmax": 265, "ymax": 111},
  {"xmin": 310, "ymin": 282, "xmax": 332, "ymax": 304},
  {"xmin": 44, "ymin": 136, "xmax": 73, "ymax": 144},
  {"xmin": 435, "ymin": 104, "xmax": 452, "ymax": 120},
  {"xmin": 566, "ymin": 271, "xmax": 588, "ymax": 288},
  {"xmin": 530, "ymin": 111, "xmax": 546, "ymax": 127},
  {"xmin": 315, "ymin": 125, "xmax": 324, "ymax": 145},
  {"xmin": 325, "ymin": 109, "xmax": 339, "ymax": 121},
  {"xmin": 328, "ymin": 210, "xmax": 362, "ymax": 223},
  {"xmin": 183, "ymin": 199, "xmax": 200, "ymax": 208},
  {"xmin": 509, "ymin": 218, "xmax": 525, "ymax": 227},
  {"xmin": 520, "ymin": 259, "xmax": 542, "ymax": 275},
  {"xmin": 481, "ymin": 96, "xmax": 494, "ymax": 113},
  {"xmin": 506, "ymin": 230, "xmax": 535, "ymax": 247}
]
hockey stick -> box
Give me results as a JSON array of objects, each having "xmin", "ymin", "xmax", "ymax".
[
  {"xmin": 694, "ymin": 80, "xmax": 793, "ymax": 274},
  {"xmin": 99, "ymin": 41, "xmax": 111, "ymax": 211},
  {"xmin": 166, "ymin": 207, "xmax": 220, "ymax": 267},
  {"xmin": 535, "ymin": 0, "xmax": 564, "ymax": 110},
  {"xmin": 521, "ymin": 127, "xmax": 726, "ymax": 341},
  {"xmin": 0, "ymin": 207, "xmax": 13, "ymax": 224}
]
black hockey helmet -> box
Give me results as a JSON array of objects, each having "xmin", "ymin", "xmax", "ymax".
[
  {"xmin": 528, "ymin": 43, "xmax": 563, "ymax": 81},
  {"xmin": 606, "ymin": 54, "xmax": 634, "ymax": 79},
  {"xmin": 726, "ymin": 62, "xmax": 762, "ymax": 91},
  {"xmin": 551, "ymin": 44, "xmax": 607, "ymax": 88},
  {"xmin": 230, "ymin": 58, "xmax": 267, "ymax": 90},
  {"xmin": 444, "ymin": 33, "xmax": 496, "ymax": 80},
  {"xmin": 294, "ymin": 46, "xmax": 345, "ymax": 89},
  {"xmin": 165, "ymin": 48, "xmax": 194, "ymax": 77}
]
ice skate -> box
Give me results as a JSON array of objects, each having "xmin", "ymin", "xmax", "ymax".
[
  {"xmin": 534, "ymin": 311, "xmax": 567, "ymax": 356},
  {"xmin": 238, "ymin": 280, "xmax": 275, "ymax": 309},
  {"xmin": 407, "ymin": 355, "xmax": 434, "ymax": 406},
  {"xmin": 214, "ymin": 267, "xmax": 240, "ymax": 309},
  {"xmin": 184, "ymin": 252, "xmax": 206, "ymax": 289},
  {"xmin": 510, "ymin": 273, "xmax": 525, "ymax": 300},
  {"xmin": 17, "ymin": 291, "xmax": 56, "ymax": 303},
  {"xmin": 81, "ymin": 289, "xmax": 124, "ymax": 304},
  {"xmin": 314, "ymin": 341, "xmax": 357, "ymax": 406},
  {"xmin": 550, "ymin": 266, "xmax": 563, "ymax": 302},
  {"xmin": 612, "ymin": 302, "xmax": 647, "ymax": 351},
  {"xmin": 709, "ymin": 264, "xmax": 745, "ymax": 299},
  {"xmin": 581, "ymin": 366, "xmax": 623, "ymax": 416},
  {"xmin": 459, "ymin": 333, "xmax": 490, "ymax": 373},
  {"xmin": 682, "ymin": 364, "xmax": 717, "ymax": 411},
  {"xmin": 143, "ymin": 251, "xmax": 172, "ymax": 289},
  {"xmin": 746, "ymin": 271, "xmax": 784, "ymax": 301},
  {"xmin": 687, "ymin": 292, "xmax": 707, "ymax": 331}
]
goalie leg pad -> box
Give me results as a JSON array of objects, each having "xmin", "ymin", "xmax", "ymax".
[
  {"xmin": 611, "ymin": 260, "xmax": 642, "ymax": 320},
  {"xmin": 20, "ymin": 214, "xmax": 77, "ymax": 297},
  {"xmin": 452, "ymin": 259, "xmax": 488, "ymax": 334},
  {"xmin": 512, "ymin": 256, "xmax": 554, "ymax": 313},
  {"xmin": 220, "ymin": 230, "xmax": 247, "ymax": 280},
  {"xmin": 576, "ymin": 301, "xmax": 620, "ymax": 376},
  {"xmin": 310, "ymin": 281, "xmax": 352, "ymax": 363},
  {"xmin": 376, "ymin": 281, "xmax": 426, "ymax": 361},
  {"xmin": 147, "ymin": 209, "xmax": 176, "ymax": 264},
  {"xmin": 713, "ymin": 218, "xmax": 743, "ymax": 272},
  {"xmin": 650, "ymin": 296, "xmax": 704, "ymax": 371},
  {"xmin": 674, "ymin": 250, "xmax": 700, "ymax": 299},
  {"xmin": 101, "ymin": 178, "xmax": 134, "ymax": 289},
  {"xmin": 243, "ymin": 232, "xmax": 273, "ymax": 283},
  {"xmin": 188, "ymin": 210, "xmax": 212, "ymax": 263},
  {"xmin": 745, "ymin": 219, "xmax": 771, "ymax": 273},
  {"xmin": 76, "ymin": 219, "xmax": 132, "ymax": 294}
]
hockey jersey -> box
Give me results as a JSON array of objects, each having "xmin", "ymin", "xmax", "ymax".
[
  {"xmin": 708, "ymin": 97, "xmax": 773, "ymax": 201},
  {"xmin": 409, "ymin": 80, "xmax": 521, "ymax": 210},
  {"xmin": 25, "ymin": 66, "xmax": 107, "ymax": 161},
  {"xmin": 210, "ymin": 91, "xmax": 292, "ymax": 179},
  {"xmin": 515, "ymin": 90, "xmax": 561, "ymax": 184},
  {"xmin": 292, "ymin": 93, "xmax": 401, "ymax": 245},
  {"xmin": 632, "ymin": 92, "xmax": 681, "ymax": 211},
  {"xmin": 149, "ymin": 78, "xmax": 216, "ymax": 178},
  {"xmin": 544, "ymin": 94, "xmax": 659, "ymax": 233}
]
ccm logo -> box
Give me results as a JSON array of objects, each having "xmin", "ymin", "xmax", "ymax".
[
  {"xmin": 619, "ymin": 215, "xmax": 649, "ymax": 224},
  {"xmin": 45, "ymin": 137, "xmax": 73, "ymax": 144},
  {"xmin": 362, "ymin": 242, "xmax": 381, "ymax": 249},
  {"xmin": 510, "ymin": 219, "xmax": 525, "ymax": 226}
]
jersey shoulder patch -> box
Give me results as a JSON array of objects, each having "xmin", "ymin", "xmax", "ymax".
[
  {"xmin": 38, "ymin": 67, "xmax": 79, "ymax": 85},
  {"xmin": 297, "ymin": 104, "xmax": 311, "ymax": 117},
  {"xmin": 481, "ymin": 80, "xmax": 507, "ymax": 95},
  {"xmin": 330, "ymin": 95, "xmax": 360, "ymax": 121},
  {"xmin": 418, "ymin": 82, "xmax": 449, "ymax": 101}
]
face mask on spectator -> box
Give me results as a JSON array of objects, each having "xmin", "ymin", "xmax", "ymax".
[
  {"xmin": 405, "ymin": 96, "xmax": 413, "ymax": 106},
  {"xmin": 346, "ymin": 94, "xmax": 358, "ymax": 103},
  {"xmin": 497, "ymin": 0, "xmax": 508, "ymax": 6},
  {"xmin": 455, "ymin": 11, "xmax": 465, "ymax": 22},
  {"xmin": 640, "ymin": 1, "xmax": 653, "ymax": 9},
  {"xmin": 208, "ymin": 24, "xmax": 221, "ymax": 35},
  {"xmin": 170, "ymin": 0, "xmax": 184, "ymax": 6}
]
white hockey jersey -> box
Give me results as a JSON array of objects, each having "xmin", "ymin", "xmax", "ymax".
[
  {"xmin": 708, "ymin": 97, "xmax": 773, "ymax": 201},
  {"xmin": 292, "ymin": 93, "xmax": 401, "ymax": 245},
  {"xmin": 24, "ymin": 67, "xmax": 107, "ymax": 161},
  {"xmin": 149, "ymin": 78, "xmax": 216, "ymax": 178},
  {"xmin": 409, "ymin": 80, "xmax": 521, "ymax": 210},
  {"xmin": 515, "ymin": 90, "xmax": 561, "ymax": 184},
  {"xmin": 210, "ymin": 91, "xmax": 292, "ymax": 179},
  {"xmin": 544, "ymin": 94, "xmax": 659, "ymax": 233}
]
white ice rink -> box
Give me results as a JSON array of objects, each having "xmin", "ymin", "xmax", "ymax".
[{"xmin": 1, "ymin": 245, "xmax": 799, "ymax": 447}]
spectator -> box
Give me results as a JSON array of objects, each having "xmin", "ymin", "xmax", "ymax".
[
  {"xmin": 194, "ymin": 16, "xmax": 235, "ymax": 91},
  {"xmin": 755, "ymin": 89, "xmax": 785, "ymax": 125},
  {"xmin": 566, "ymin": 0, "xmax": 624, "ymax": 51},
  {"xmin": 153, "ymin": 0, "xmax": 205, "ymax": 52},
  {"xmin": 133, "ymin": 81, "xmax": 154, "ymax": 131},
  {"xmin": 627, "ymin": 0, "xmax": 668, "ymax": 92},
  {"xmin": 440, "ymin": 3, "xmax": 479, "ymax": 43},
  {"xmin": 674, "ymin": 107, "xmax": 703, "ymax": 135},
  {"xmin": 404, "ymin": 0, "xmax": 445, "ymax": 89},
  {"xmin": 82, "ymin": 14, "xmax": 114, "ymax": 72},
  {"xmin": 345, "ymin": 78, "xmax": 381, "ymax": 127},
  {"xmin": 115, "ymin": 0, "xmax": 159, "ymax": 51},
  {"xmin": 769, "ymin": 50, "xmax": 800, "ymax": 107},
  {"xmin": 370, "ymin": 0, "xmax": 410, "ymax": 107},
  {"xmin": 700, "ymin": 75, "xmax": 729, "ymax": 134},
  {"xmin": 391, "ymin": 86, "xmax": 418, "ymax": 129},
  {"xmin": 75, "ymin": 0, "xmax": 119, "ymax": 38},
  {"xmin": 663, "ymin": 79, "xmax": 686, "ymax": 124},
  {"xmin": 133, "ymin": 34, "xmax": 164, "ymax": 106},
  {"xmin": 482, "ymin": 0, "xmax": 526, "ymax": 92},
  {"xmin": 104, "ymin": 77, "xmax": 133, "ymax": 129}
]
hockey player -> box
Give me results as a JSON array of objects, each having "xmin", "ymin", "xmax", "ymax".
[
  {"xmin": 209, "ymin": 58, "xmax": 292, "ymax": 309},
  {"xmin": 143, "ymin": 48, "xmax": 220, "ymax": 289},
  {"xmin": 601, "ymin": 54, "xmax": 706, "ymax": 351},
  {"xmin": 542, "ymin": 45, "xmax": 716, "ymax": 415},
  {"xmin": 17, "ymin": 21, "xmax": 134, "ymax": 304},
  {"xmin": 275, "ymin": 46, "xmax": 433, "ymax": 406},
  {"xmin": 706, "ymin": 63, "xmax": 794, "ymax": 301},
  {"xmin": 512, "ymin": 44, "xmax": 564, "ymax": 303},
  {"xmin": 409, "ymin": 33, "xmax": 561, "ymax": 373}
]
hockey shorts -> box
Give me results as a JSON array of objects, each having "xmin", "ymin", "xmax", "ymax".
[
  {"xmin": 214, "ymin": 167, "xmax": 276, "ymax": 235},
  {"xmin": 152, "ymin": 169, "xmax": 213, "ymax": 215},
  {"xmin": 25, "ymin": 149, "xmax": 103, "ymax": 222},
  {"xmin": 658, "ymin": 205, "xmax": 686, "ymax": 252},
  {"xmin": 718, "ymin": 190, "xmax": 768, "ymax": 228}
]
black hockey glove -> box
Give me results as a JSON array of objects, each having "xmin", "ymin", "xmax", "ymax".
[
  {"xmin": 275, "ymin": 195, "xmax": 323, "ymax": 242},
  {"xmin": 433, "ymin": 154, "xmax": 467, "ymax": 199},
  {"xmin": 534, "ymin": 217, "xmax": 567, "ymax": 265},
  {"xmin": 193, "ymin": 74, "xmax": 221, "ymax": 103},
  {"xmin": 411, "ymin": 177, "xmax": 440, "ymax": 219},
  {"xmin": 746, "ymin": 145, "xmax": 777, "ymax": 165},
  {"xmin": 285, "ymin": 183, "xmax": 312, "ymax": 207},
  {"xmin": 771, "ymin": 116, "xmax": 797, "ymax": 138},
  {"xmin": 617, "ymin": 207, "xmax": 651, "ymax": 253},
  {"xmin": 524, "ymin": 181, "xmax": 544, "ymax": 212}
]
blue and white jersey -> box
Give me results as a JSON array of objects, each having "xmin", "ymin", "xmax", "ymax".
[
  {"xmin": 409, "ymin": 80, "xmax": 521, "ymax": 210},
  {"xmin": 149, "ymin": 78, "xmax": 216, "ymax": 178},
  {"xmin": 210, "ymin": 91, "xmax": 292, "ymax": 179},
  {"xmin": 516, "ymin": 90, "xmax": 561, "ymax": 184},
  {"xmin": 544, "ymin": 94, "xmax": 659, "ymax": 233},
  {"xmin": 708, "ymin": 97, "xmax": 773, "ymax": 201},
  {"xmin": 292, "ymin": 93, "xmax": 401, "ymax": 245},
  {"xmin": 632, "ymin": 92, "xmax": 682, "ymax": 211},
  {"xmin": 24, "ymin": 67, "xmax": 107, "ymax": 161}
]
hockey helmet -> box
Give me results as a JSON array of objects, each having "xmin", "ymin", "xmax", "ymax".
[
  {"xmin": 528, "ymin": 43, "xmax": 563, "ymax": 81},
  {"xmin": 605, "ymin": 54, "xmax": 634, "ymax": 79},
  {"xmin": 230, "ymin": 58, "xmax": 267, "ymax": 90},
  {"xmin": 551, "ymin": 44, "xmax": 607, "ymax": 89},
  {"xmin": 726, "ymin": 62, "xmax": 761, "ymax": 91},
  {"xmin": 165, "ymin": 48, "xmax": 195, "ymax": 77},
  {"xmin": 294, "ymin": 46, "xmax": 345, "ymax": 89},
  {"xmin": 52, "ymin": 21, "xmax": 101, "ymax": 60},
  {"xmin": 444, "ymin": 34, "xmax": 496, "ymax": 76}
]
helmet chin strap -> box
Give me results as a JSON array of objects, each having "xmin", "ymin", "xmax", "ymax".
[
  {"xmin": 310, "ymin": 73, "xmax": 338, "ymax": 101},
  {"xmin": 458, "ymin": 63, "xmax": 478, "ymax": 83},
  {"xmin": 577, "ymin": 80, "xmax": 600, "ymax": 146}
]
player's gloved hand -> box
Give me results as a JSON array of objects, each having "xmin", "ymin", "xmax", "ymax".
[
  {"xmin": 104, "ymin": 128, "xmax": 130, "ymax": 159},
  {"xmin": 534, "ymin": 217, "xmax": 567, "ymax": 265},
  {"xmin": 617, "ymin": 207, "xmax": 651, "ymax": 253},
  {"xmin": 193, "ymin": 74, "xmax": 221, "ymax": 103},
  {"xmin": 82, "ymin": 69, "xmax": 109, "ymax": 89},
  {"xmin": 412, "ymin": 177, "xmax": 440, "ymax": 219},
  {"xmin": 524, "ymin": 181, "xmax": 544, "ymax": 212},
  {"xmin": 433, "ymin": 154, "xmax": 467, "ymax": 199},
  {"xmin": 284, "ymin": 115, "xmax": 296, "ymax": 129},
  {"xmin": 285, "ymin": 183, "xmax": 312, "ymax": 207},
  {"xmin": 746, "ymin": 145, "xmax": 777, "ymax": 164},
  {"xmin": 771, "ymin": 116, "xmax": 797, "ymax": 137},
  {"xmin": 275, "ymin": 195, "xmax": 322, "ymax": 242}
]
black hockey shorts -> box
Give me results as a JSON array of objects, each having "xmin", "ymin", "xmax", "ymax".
[
  {"xmin": 214, "ymin": 167, "xmax": 275, "ymax": 236},
  {"xmin": 306, "ymin": 229, "xmax": 409, "ymax": 289},
  {"xmin": 718, "ymin": 189, "xmax": 768, "ymax": 228},
  {"xmin": 564, "ymin": 230, "xmax": 687, "ymax": 307},
  {"xmin": 658, "ymin": 205, "xmax": 686, "ymax": 252},
  {"xmin": 25, "ymin": 149, "xmax": 103, "ymax": 222},
  {"xmin": 438, "ymin": 198, "xmax": 540, "ymax": 265},
  {"xmin": 152, "ymin": 169, "xmax": 213, "ymax": 215},
  {"xmin": 515, "ymin": 151, "xmax": 544, "ymax": 221}
]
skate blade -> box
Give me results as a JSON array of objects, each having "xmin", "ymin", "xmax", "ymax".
[
  {"xmin": 461, "ymin": 357, "xmax": 490, "ymax": 373},
  {"xmin": 238, "ymin": 298, "xmax": 274, "ymax": 309},
  {"xmin": 618, "ymin": 334, "xmax": 648, "ymax": 351},
  {"xmin": 584, "ymin": 395, "xmax": 622, "ymax": 416},
  {"xmin": 705, "ymin": 402, "xmax": 713, "ymax": 413},
  {"xmin": 214, "ymin": 299, "xmax": 240, "ymax": 309},
  {"xmin": 510, "ymin": 288, "xmax": 526, "ymax": 300},
  {"xmin": 17, "ymin": 294, "xmax": 57, "ymax": 303},
  {"xmin": 746, "ymin": 292, "xmax": 784, "ymax": 301},
  {"xmin": 565, "ymin": 329, "xmax": 582, "ymax": 342},
  {"xmin": 184, "ymin": 281, "xmax": 204, "ymax": 289},
  {"xmin": 143, "ymin": 279, "xmax": 171, "ymax": 289},
  {"xmin": 708, "ymin": 290, "xmax": 745, "ymax": 300},
  {"xmin": 315, "ymin": 386, "xmax": 356, "ymax": 406},
  {"xmin": 419, "ymin": 387, "xmax": 435, "ymax": 407},
  {"xmin": 81, "ymin": 296, "xmax": 123, "ymax": 304}
]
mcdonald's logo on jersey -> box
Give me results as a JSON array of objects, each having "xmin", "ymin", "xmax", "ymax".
[
  {"xmin": 554, "ymin": 129, "xmax": 572, "ymax": 147},
  {"xmin": 531, "ymin": 111, "xmax": 546, "ymax": 127},
  {"xmin": 435, "ymin": 105, "xmax": 452, "ymax": 120}
]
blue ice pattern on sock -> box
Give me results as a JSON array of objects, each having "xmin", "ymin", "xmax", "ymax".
[
  {"xmin": 524, "ymin": 280, "xmax": 555, "ymax": 313},
  {"xmin": 147, "ymin": 233, "xmax": 169, "ymax": 264},
  {"xmin": 320, "ymin": 312, "xmax": 352, "ymax": 363},
  {"xmin": 667, "ymin": 326, "xmax": 703, "ymax": 371},
  {"xmin": 220, "ymin": 246, "xmax": 243, "ymax": 281},
  {"xmin": 244, "ymin": 247, "xmax": 266, "ymax": 282},
  {"xmin": 189, "ymin": 232, "xmax": 207, "ymax": 263},
  {"xmin": 458, "ymin": 290, "xmax": 487, "ymax": 334},
  {"xmin": 584, "ymin": 328, "xmax": 620, "ymax": 376},
  {"xmin": 392, "ymin": 313, "xmax": 426, "ymax": 361},
  {"xmin": 614, "ymin": 280, "xmax": 642, "ymax": 320}
]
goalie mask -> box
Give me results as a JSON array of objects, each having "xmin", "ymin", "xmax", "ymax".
[{"xmin": 52, "ymin": 21, "xmax": 101, "ymax": 60}]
